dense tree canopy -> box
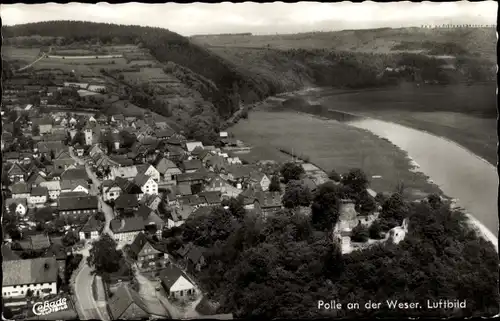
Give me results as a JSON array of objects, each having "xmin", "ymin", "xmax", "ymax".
[
  {"xmin": 282, "ymin": 180, "xmax": 312, "ymax": 209},
  {"xmin": 280, "ymin": 162, "xmax": 305, "ymax": 183},
  {"xmin": 87, "ymin": 233, "xmax": 123, "ymax": 275},
  {"xmin": 268, "ymin": 175, "xmax": 281, "ymax": 192},
  {"xmin": 311, "ymin": 182, "xmax": 343, "ymax": 231}
]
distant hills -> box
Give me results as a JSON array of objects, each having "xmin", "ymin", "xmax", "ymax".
[{"xmin": 3, "ymin": 22, "xmax": 496, "ymax": 128}]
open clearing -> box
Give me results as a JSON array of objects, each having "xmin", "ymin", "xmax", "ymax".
[
  {"xmin": 230, "ymin": 107, "xmax": 441, "ymax": 198},
  {"xmin": 3, "ymin": 46, "xmax": 41, "ymax": 62}
]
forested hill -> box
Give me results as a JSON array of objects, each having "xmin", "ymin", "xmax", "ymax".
[{"xmin": 3, "ymin": 21, "xmax": 496, "ymax": 123}]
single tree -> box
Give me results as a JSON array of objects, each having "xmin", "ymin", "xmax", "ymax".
[
  {"xmin": 268, "ymin": 175, "xmax": 281, "ymax": 192},
  {"xmin": 62, "ymin": 231, "xmax": 79, "ymax": 247},
  {"xmin": 282, "ymin": 180, "xmax": 312, "ymax": 209},
  {"xmin": 311, "ymin": 182, "xmax": 343, "ymax": 230},
  {"xmin": 87, "ymin": 233, "xmax": 123, "ymax": 275},
  {"xmin": 34, "ymin": 207, "xmax": 54, "ymax": 224},
  {"xmin": 341, "ymin": 168, "xmax": 369, "ymax": 195},
  {"xmin": 280, "ymin": 162, "xmax": 305, "ymax": 184}
]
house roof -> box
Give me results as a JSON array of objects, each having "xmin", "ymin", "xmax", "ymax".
[
  {"xmin": 80, "ymin": 216, "xmax": 103, "ymax": 233},
  {"xmin": 136, "ymin": 205, "xmax": 153, "ymax": 220},
  {"xmin": 5, "ymin": 197, "xmax": 27, "ymax": 209},
  {"xmin": 134, "ymin": 173, "xmax": 152, "ymax": 188},
  {"xmin": 176, "ymin": 171, "xmax": 208, "ymax": 183},
  {"xmin": 1, "ymin": 245, "xmax": 21, "ymax": 261},
  {"xmin": 111, "ymin": 166, "xmax": 138, "ymax": 179},
  {"xmin": 185, "ymin": 141, "xmax": 204, "ymax": 152},
  {"xmin": 26, "ymin": 172, "xmax": 47, "ymax": 186},
  {"xmin": 155, "ymin": 158, "xmax": 179, "ymax": 174},
  {"xmin": 258, "ymin": 191, "xmax": 282, "ymax": 208},
  {"xmin": 177, "ymin": 184, "xmax": 192, "ymax": 196},
  {"xmin": 2, "ymin": 257, "xmax": 58, "ymax": 286},
  {"xmin": 159, "ymin": 265, "xmax": 191, "ymax": 290},
  {"xmin": 114, "ymin": 194, "xmax": 140, "ymax": 209},
  {"xmin": 155, "ymin": 128, "xmax": 175, "ymax": 138},
  {"xmin": 11, "ymin": 182, "xmax": 31, "ymax": 194},
  {"xmin": 187, "ymin": 246, "xmax": 205, "ymax": 264},
  {"xmin": 110, "ymin": 217, "xmax": 145, "ymax": 234},
  {"xmin": 58, "ymin": 195, "xmax": 98, "ymax": 211},
  {"xmin": 129, "ymin": 232, "xmax": 150, "ymax": 258},
  {"xmin": 60, "ymin": 179, "xmax": 88, "ymax": 191},
  {"xmin": 61, "ymin": 167, "xmax": 88, "ymax": 181},
  {"xmin": 227, "ymin": 165, "xmax": 253, "ymax": 179},
  {"xmin": 31, "ymin": 186, "xmax": 48, "ymax": 196},
  {"xmin": 107, "ymin": 285, "xmax": 149, "ymax": 320},
  {"xmin": 199, "ymin": 191, "xmax": 222, "ymax": 204},
  {"xmin": 181, "ymin": 159, "xmax": 203, "ymax": 172},
  {"xmin": 36, "ymin": 141, "xmax": 67, "ymax": 154},
  {"xmin": 191, "ymin": 206, "xmax": 214, "ymax": 218},
  {"xmin": 8, "ymin": 163, "xmax": 26, "ymax": 176}
]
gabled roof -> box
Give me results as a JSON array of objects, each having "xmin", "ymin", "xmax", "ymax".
[
  {"xmin": 176, "ymin": 171, "xmax": 208, "ymax": 183},
  {"xmin": 111, "ymin": 166, "xmax": 138, "ymax": 180},
  {"xmin": 114, "ymin": 194, "xmax": 140, "ymax": 209},
  {"xmin": 80, "ymin": 216, "xmax": 103, "ymax": 233},
  {"xmin": 107, "ymin": 285, "xmax": 149, "ymax": 320},
  {"xmin": 134, "ymin": 173, "xmax": 153, "ymax": 188},
  {"xmin": 11, "ymin": 182, "xmax": 31, "ymax": 194},
  {"xmin": 2, "ymin": 257, "xmax": 58, "ymax": 286},
  {"xmin": 61, "ymin": 167, "xmax": 88, "ymax": 181},
  {"xmin": 5, "ymin": 197, "xmax": 27, "ymax": 209},
  {"xmin": 110, "ymin": 217, "xmax": 145, "ymax": 234},
  {"xmin": 155, "ymin": 158, "xmax": 179, "ymax": 174},
  {"xmin": 8, "ymin": 163, "xmax": 26, "ymax": 176},
  {"xmin": 159, "ymin": 265, "xmax": 192, "ymax": 289},
  {"xmin": 186, "ymin": 246, "xmax": 206, "ymax": 264},
  {"xmin": 31, "ymin": 186, "xmax": 48, "ymax": 196},
  {"xmin": 177, "ymin": 183, "xmax": 192, "ymax": 196},
  {"xmin": 129, "ymin": 232, "xmax": 153, "ymax": 258},
  {"xmin": 60, "ymin": 179, "xmax": 88, "ymax": 191},
  {"xmin": 185, "ymin": 141, "xmax": 204, "ymax": 152},
  {"xmin": 199, "ymin": 191, "xmax": 222, "ymax": 204},
  {"xmin": 58, "ymin": 195, "xmax": 98, "ymax": 211},
  {"xmin": 136, "ymin": 205, "xmax": 153, "ymax": 220},
  {"xmin": 181, "ymin": 159, "xmax": 203, "ymax": 171}
]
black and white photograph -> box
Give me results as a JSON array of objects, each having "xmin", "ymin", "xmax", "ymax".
[{"xmin": 1, "ymin": 1, "xmax": 498, "ymax": 320}]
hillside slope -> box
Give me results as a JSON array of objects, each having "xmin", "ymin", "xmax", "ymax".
[
  {"xmin": 191, "ymin": 27, "xmax": 496, "ymax": 62},
  {"xmin": 3, "ymin": 22, "xmax": 495, "ymax": 132}
]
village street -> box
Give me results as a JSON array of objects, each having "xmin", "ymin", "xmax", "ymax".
[
  {"xmin": 74, "ymin": 260, "xmax": 110, "ymax": 321},
  {"xmin": 69, "ymin": 147, "xmax": 114, "ymax": 235},
  {"xmin": 133, "ymin": 270, "xmax": 172, "ymax": 318}
]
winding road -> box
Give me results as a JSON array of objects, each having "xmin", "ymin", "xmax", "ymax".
[{"xmin": 74, "ymin": 263, "xmax": 109, "ymax": 320}]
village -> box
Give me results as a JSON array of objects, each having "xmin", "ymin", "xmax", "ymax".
[{"xmin": 2, "ymin": 54, "xmax": 408, "ymax": 321}]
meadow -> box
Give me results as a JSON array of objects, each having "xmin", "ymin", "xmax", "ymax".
[{"xmin": 230, "ymin": 106, "xmax": 442, "ymax": 199}]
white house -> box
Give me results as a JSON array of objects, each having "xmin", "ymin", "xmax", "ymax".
[
  {"xmin": 134, "ymin": 174, "xmax": 158, "ymax": 196},
  {"xmin": 78, "ymin": 217, "xmax": 102, "ymax": 241},
  {"xmin": 110, "ymin": 217, "xmax": 145, "ymax": 245},
  {"xmin": 2, "ymin": 257, "xmax": 58, "ymax": 299},
  {"xmin": 60, "ymin": 179, "xmax": 89, "ymax": 195},
  {"xmin": 160, "ymin": 265, "xmax": 196, "ymax": 299},
  {"xmin": 137, "ymin": 164, "xmax": 160, "ymax": 182},
  {"xmin": 5, "ymin": 198, "xmax": 28, "ymax": 216},
  {"xmin": 102, "ymin": 180, "xmax": 123, "ymax": 202}
]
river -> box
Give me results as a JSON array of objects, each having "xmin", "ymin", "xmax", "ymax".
[
  {"xmin": 239, "ymin": 87, "xmax": 499, "ymax": 244},
  {"xmin": 344, "ymin": 114, "xmax": 498, "ymax": 241}
]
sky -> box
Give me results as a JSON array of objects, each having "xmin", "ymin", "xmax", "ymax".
[{"xmin": 1, "ymin": 1, "xmax": 497, "ymax": 36}]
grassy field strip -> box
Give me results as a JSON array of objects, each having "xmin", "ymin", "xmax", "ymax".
[{"xmin": 230, "ymin": 109, "xmax": 441, "ymax": 199}]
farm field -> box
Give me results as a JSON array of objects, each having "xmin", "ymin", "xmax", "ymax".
[
  {"xmin": 3, "ymin": 46, "xmax": 41, "ymax": 62},
  {"xmin": 312, "ymin": 83, "xmax": 497, "ymax": 165},
  {"xmin": 230, "ymin": 106, "xmax": 442, "ymax": 199}
]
